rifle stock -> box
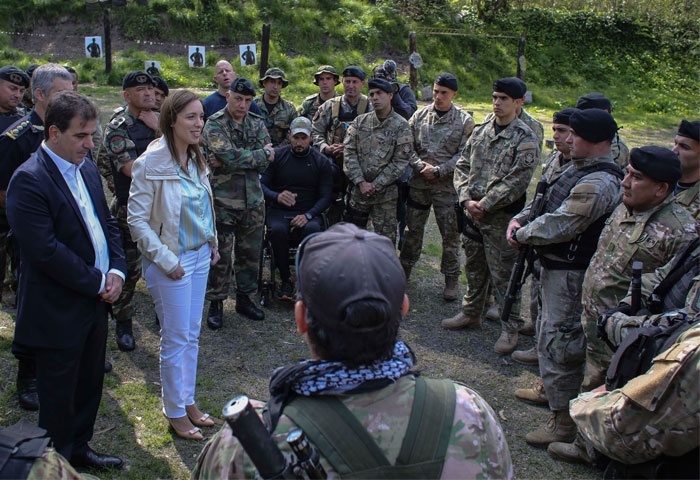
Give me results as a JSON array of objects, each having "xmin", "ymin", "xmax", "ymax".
[{"xmin": 500, "ymin": 178, "xmax": 549, "ymax": 324}]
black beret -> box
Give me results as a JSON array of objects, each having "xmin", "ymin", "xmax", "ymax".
[
  {"xmin": 0, "ymin": 66, "xmax": 30, "ymax": 88},
  {"xmin": 25, "ymin": 64, "xmax": 40, "ymax": 78},
  {"xmin": 434, "ymin": 73, "xmax": 458, "ymax": 92},
  {"xmin": 123, "ymin": 71, "xmax": 154, "ymax": 90},
  {"xmin": 229, "ymin": 77, "xmax": 256, "ymax": 96},
  {"xmin": 493, "ymin": 77, "xmax": 526, "ymax": 99},
  {"xmin": 629, "ymin": 146, "xmax": 682, "ymax": 184},
  {"xmin": 152, "ymin": 76, "xmax": 169, "ymax": 96},
  {"xmin": 575, "ymin": 92, "xmax": 612, "ymax": 111},
  {"xmin": 677, "ymin": 120, "xmax": 699, "ymax": 142},
  {"xmin": 342, "ymin": 66, "xmax": 366, "ymax": 80},
  {"xmin": 368, "ymin": 77, "xmax": 393, "ymax": 93},
  {"xmin": 569, "ymin": 109, "xmax": 618, "ymax": 143},
  {"xmin": 552, "ymin": 107, "xmax": 579, "ymax": 126}
]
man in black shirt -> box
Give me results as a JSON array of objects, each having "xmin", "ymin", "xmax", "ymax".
[{"xmin": 261, "ymin": 117, "xmax": 333, "ymax": 300}]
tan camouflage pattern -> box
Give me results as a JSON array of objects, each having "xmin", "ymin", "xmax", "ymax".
[
  {"xmin": 98, "ymin": 106, "xmax": 141, "ymax": 174},
  {"xmin": 311, "ymin": 95, "xmax": 371, "ymax": 153},
  {"xmin": 676, "ymin": 181, "xmax": 700, "ymax": 234},
  {"xmin": 298, "ymin": 92, "xmax": 338, "ymax": 120},
  {"xmin": 111, "ymin": 205, "xmax": 141, "ymax": 323},
  {"xmin": 202, "ymin": 108, "xmax": 271, "ymax": 223},
  {"xmin": 581, "ymin": 194, "xmax": 697, "ymax": 389},
  {"xmin": 611, "ymin": 134, "xmax": 630, "ymax": 170},
  {"xmin": 483, "ymin": 108, "xmax": 544, "ymax": 149},
  {"xmin": 343, "ymin": 109, "xmax": 412, "ymax": 243},
  {"xmin": 571, "ymin": 322, "xmax": 700, "ymax": 464},
  {"xmin": 192, "ymin": 375, "xmax": 514, "ymax": 479},
  {"xmin": 454, "ymin": 118, "xmax": 538, "ymax": 330},
  {"xmin": 254, "ymin": 96, "xmax": 298, "ymax": 147},
  {"xmin": 26, "ymin": 448, "xmax": 83, "ymax": 480}
]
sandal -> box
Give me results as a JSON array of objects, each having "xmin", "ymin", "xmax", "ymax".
[{"xmin": 164, "ymin": 413, "xmax": 203, "ymax": 441}]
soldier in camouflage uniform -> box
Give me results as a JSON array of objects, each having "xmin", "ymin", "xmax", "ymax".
[
  {"xmin": 580, "ymin": 146, "xmax": 696, "ymax": 391},
  {"xmin": 0, "ymin": 64, "xmax": 73, "ymax": 411},
  {"xmin": 0, "ymin": 66, "xmax": 30, "ymax": 132},
  {"xmin": 399, "ymin": 73, "xmax": 474, "ymax": 301},
  {"xmin": 192, "ymin": 224, "xmax": 514, "ymax": 479},
  {"xmin": 202, "ymin": 77, "xmax": 273, "ymax": 326},
  {"xmin": 311, "ymin": 66, "xmax": 372, "ymax": 225},
  {"xmin": 297, "ymin": 65, "xmax": 339, "ymax": 120},
  {"xmin": 444, "ymin": 78, "xmax": 539, "ymax": 356},
  {"xmin": 575, "ymin": 92, "xmax": 630, "ymax": 169},
  {"xmin": 254, "ymin": 68, "xmax": 298, "ymax": 147},
  {"xmin": 98, "ymin": 71, "xmax": 158, "ymax": 352},
  {"xmin": 506, "ymin": 109, "xmax": 624, "ymax": 447},
  {"xmin": 673, "ymin": 119, "xmax": 699, "ymax": 226},
  {"xmin": 342, "ymin": 78, "xmax": 412, "ymax": 244}
]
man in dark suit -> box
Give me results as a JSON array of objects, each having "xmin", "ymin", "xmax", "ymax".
[{"xmin": 6, "ymin": 91, "xmax": 126, "ymax": 471}]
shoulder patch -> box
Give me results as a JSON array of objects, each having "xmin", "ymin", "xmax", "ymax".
[
  {"xmin": 107, "ymin": 116, "xmax": 126, "ymax": 131},
  {"xmin": 5, "ymin": 120, "xmax": 31, "ymax": 140},
  {"xmin": 112, "ymin": 105, "xmax": 126, "ymax": 115},
  {"xmin": 106, "ymin": 131, "xmax": 127, "ymax": 154}
]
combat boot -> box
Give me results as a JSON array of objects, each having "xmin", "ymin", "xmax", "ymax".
[
  {"xmin": 519, "ymin": 322, "xmax": 536, "ymax": 336},
  {"xmin": 442, "ymin": 275, "xmax": 459, "ymax": 301},
  {"xmin": 206, "ymin": 300, "xmax": 223, "ymax": 330},
  {"xmin": 236, "ymin": 294, "xmax": 265, "ymax": 321},
  {"xmin": 485, "ymin": 305, "xmax": 500, "ymax": 321},
  {"xmin": 525, "ymin": 409, "xmax": 576, "ymax": 448},
  {"xmin": 514, "ymin": 378, "xmax": 548, "ymax": 406},
  {"xmin": 512, "ymin": 346, "xmax": 539, "ymax": 366},
  {"xmin": 441, "ymin": 312, "xmax": 481, "ymax": 330},
  {"xmin": 116, "ymin": 319, "xmax": 135, "ymax": 352},
  {"xmin": 401, "ymin": 262, "xmax": 412, "ymax": 280},
  {"xmin": 548, "ymin": 438, "xmax": 592, "ymax": 465},
  {"xmin": 17, "ymin": 359, "xmax": 39, "ymax": 411},
  {"xmin": 494, "ymin": 330, "xmax": 518, "ymax": 354}
]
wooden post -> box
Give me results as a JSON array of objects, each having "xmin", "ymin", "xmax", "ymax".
[
  {"xmin": 104, "ymin": 8, "xmax": 112, "ymax": 74},
  {"xmin": 260, "ymin": 24, "xmax": 270, "ymax": 78},
  {"xmin": 516, "ymin": 35, "xmax": 525, "ymax": 79},
  {"xmin": 409, "ymin": 31, "xmax": 417, "ymax": 91}
]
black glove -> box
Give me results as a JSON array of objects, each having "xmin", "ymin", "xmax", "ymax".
[{"xmin": 596, "ymin": 304, "xmax": 632, "ymax": 340}]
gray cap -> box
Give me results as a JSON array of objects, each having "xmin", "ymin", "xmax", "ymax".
[{"xmin": 290, "ymin": 117, "xmax": 312, "ymax": 136}]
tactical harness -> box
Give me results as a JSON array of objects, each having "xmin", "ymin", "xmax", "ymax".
[{"xmin": 283, "ymin": 376, "xmax": 455, "ymax": 479}]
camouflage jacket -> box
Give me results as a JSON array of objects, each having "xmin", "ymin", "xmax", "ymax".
[
  {"xmin": 253, "ymin": 96, "xmax": 298, "ymax": 147},
  {"xmin": 343, "ymin": 109, "xmax": 412, "ymax": 201},
  {"xmin": 611, "ymin": 133, "xmax": 630, "ymax": 170},
  {"xmin": 407, "ymin": 103, "xmax": 474, "ymax": 193},
  {"xmin": 298, "ymin": 92, "xmax": 338, "ymax": 120},
  {"xmin": 513, "ymin": 154, "xmax": 622, "ymax": 252},
  {"xmin": 581, "ymin": 193, "xmax": 697, "ymax": 318},
  {"xmin": 483, "ymin": 108, "xmax": 544, "ymax": 148},
  {"xmin": 676, "ymin": 180, "xmax": 700, "ymax": 233},
  {"xmin": 454, "ymin": 117, "xmax": 539, "ymax": 217},
  {"xmin": 541, "ymin": 149, "xmax": 572, "ymax": 184},
  {"xmin": 191, "ymin": 375, "xmax": 514, "ymax": 479},
  {"xmin": 202, "ymin": 108, "xmax": 271, "ymax": 223},
  {"xmin": 571, "ymin": 322, "xmax": 700, "ymax": 464},
  {"xmin": 311, "ymin": 94, "xmax": 371, "ymax": 153}
]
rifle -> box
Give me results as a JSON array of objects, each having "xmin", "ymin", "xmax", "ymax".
[
  {"xmin": 500, "ymin": 178, "xmax": 548, "ymax": 324},
  {"xmin": 630, "ymin": 261, "xmax": 643, "ymax": 314}
]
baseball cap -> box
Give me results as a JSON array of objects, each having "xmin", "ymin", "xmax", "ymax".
[
  {"xmin": 296, "ymin": 223, "xmax": 405, "ymax": 325},
  {"xmin": 290, "ymin": 117, "xmax": 312, "ymax": 136}
]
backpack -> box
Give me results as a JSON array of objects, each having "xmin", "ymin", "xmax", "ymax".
[{"xmin": 0, "ymin": 419, "xmax": 51, "ymax": 480}]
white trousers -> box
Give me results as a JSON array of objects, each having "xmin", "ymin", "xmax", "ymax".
[{"xmin": 145, "ymin": 243, "xmax": 210, "ymax": 418}]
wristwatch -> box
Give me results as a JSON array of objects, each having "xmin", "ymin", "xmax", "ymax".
[
  {"xmin": 264, "ymin": 148, "xmax": 271, "ymax": 159},
  {"xmin": 305, "ymin": 213, "xmax": 313, "ymax": 221},
  {"xmin": 433, "ymin": 167, "xmax": 440, "ymax": 178}
]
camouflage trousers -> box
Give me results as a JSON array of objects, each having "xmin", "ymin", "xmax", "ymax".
[
  {"xmin": 580, "ymin": 310, "xmax": 614, "ymax": 391},
  {"xmin": 399, "ymin": 188, "xmax": 460, "ymax": 276},
  {"xmin": 206, "ymin": 204, "xmax": 264, "ymax": 300},
  {"xmin": 538, "ymin": 266, "xmax": 586, "ymax": 411},
  {"xmin": 344, "ymin": 184, "xmax": 398, "ymax": 245},
  {"xmin": 460, "ymin": 210, "xmax": 522, "ymax": 332},
  {"xmin": 528, "ymin": 260, "xmax": 542, "ymax": 332},
  {"xmin": 112, "ymin": 212, "xmax": 141, "ymax": 325}
]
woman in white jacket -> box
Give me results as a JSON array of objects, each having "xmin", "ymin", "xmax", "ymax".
[{"xmin": 128, "ymin": 90, "xmax": 220, "ymax": 441}]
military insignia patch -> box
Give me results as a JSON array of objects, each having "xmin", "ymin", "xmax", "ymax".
[
  {"xmin": 107, "ymin": 134, "xmax": 127, "ymax": 154},
  {"xmin": 523, "ymin": 152, "xmax": 535, "ymax": 166}
]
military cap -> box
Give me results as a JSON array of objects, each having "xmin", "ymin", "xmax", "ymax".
[
  {"xmin": 629, "ymin": 146, "xmax": 682, "ymax": 184},
  {"xmin": 576, "ymin": 92, "xmax": 612, "ymax": 111},
  {"xmin": 434, "ymin": 73, "xmax": 458, "ymax": 91},
  {"xmin": 569, "ymin": 109, "xmax": 618, "ymax": 143},
  {"xmin": 313, "ymin": 65, "xmax": 340, "ymax": 86},
  {"xmin": 342, "ymin": 66, "xmax": 366, "ymax": 81},
  {"xmin": 0, "ymin": 66, "xmax": 30, "ymax": 88},
  {"xmin": 677, "ymin": 120, "xmax": 700, "ymax": 142},
  {"xmin": 290, "ymin": 117, "xmax": 312, "ymax": 136},
  {"xmin": 368, "ymin": 78, "xmax": 393, "ymax": 94},
  {"xmin": 229, "ymin": 77, "xmax": 256, "ymax": 96},
  {"xmin": 122, "ymin": 71, "xmax": 154, "ymax": 90},
  {"xmin": 493, "ymin": 77, "xmax": 527, "ymax": 99},
  {"xmin": 552, "ymin": 107, "xmax": 579, "ymax": 126},
  {"xmin": 297, "ymin": 223, "xmax": 405, "ymax": 325},
  {"xmin": 152, "ymin": 76, "xmax": 169, "ymax": 96},
  {"xmin": 259, "ymin": 68, "xmax": 289, "ymax": 88},
  {"xmin": 372, "ymin": 60, "xmax": 397, "ymax": 81},
  {"xmin": 25, "ymin": 64, "xmax": 40, "ymax": 78}
]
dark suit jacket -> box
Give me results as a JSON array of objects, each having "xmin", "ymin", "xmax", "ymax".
[{"xmin": 6, "ymin": 146, "xmax": 126, "ymax": 349}]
